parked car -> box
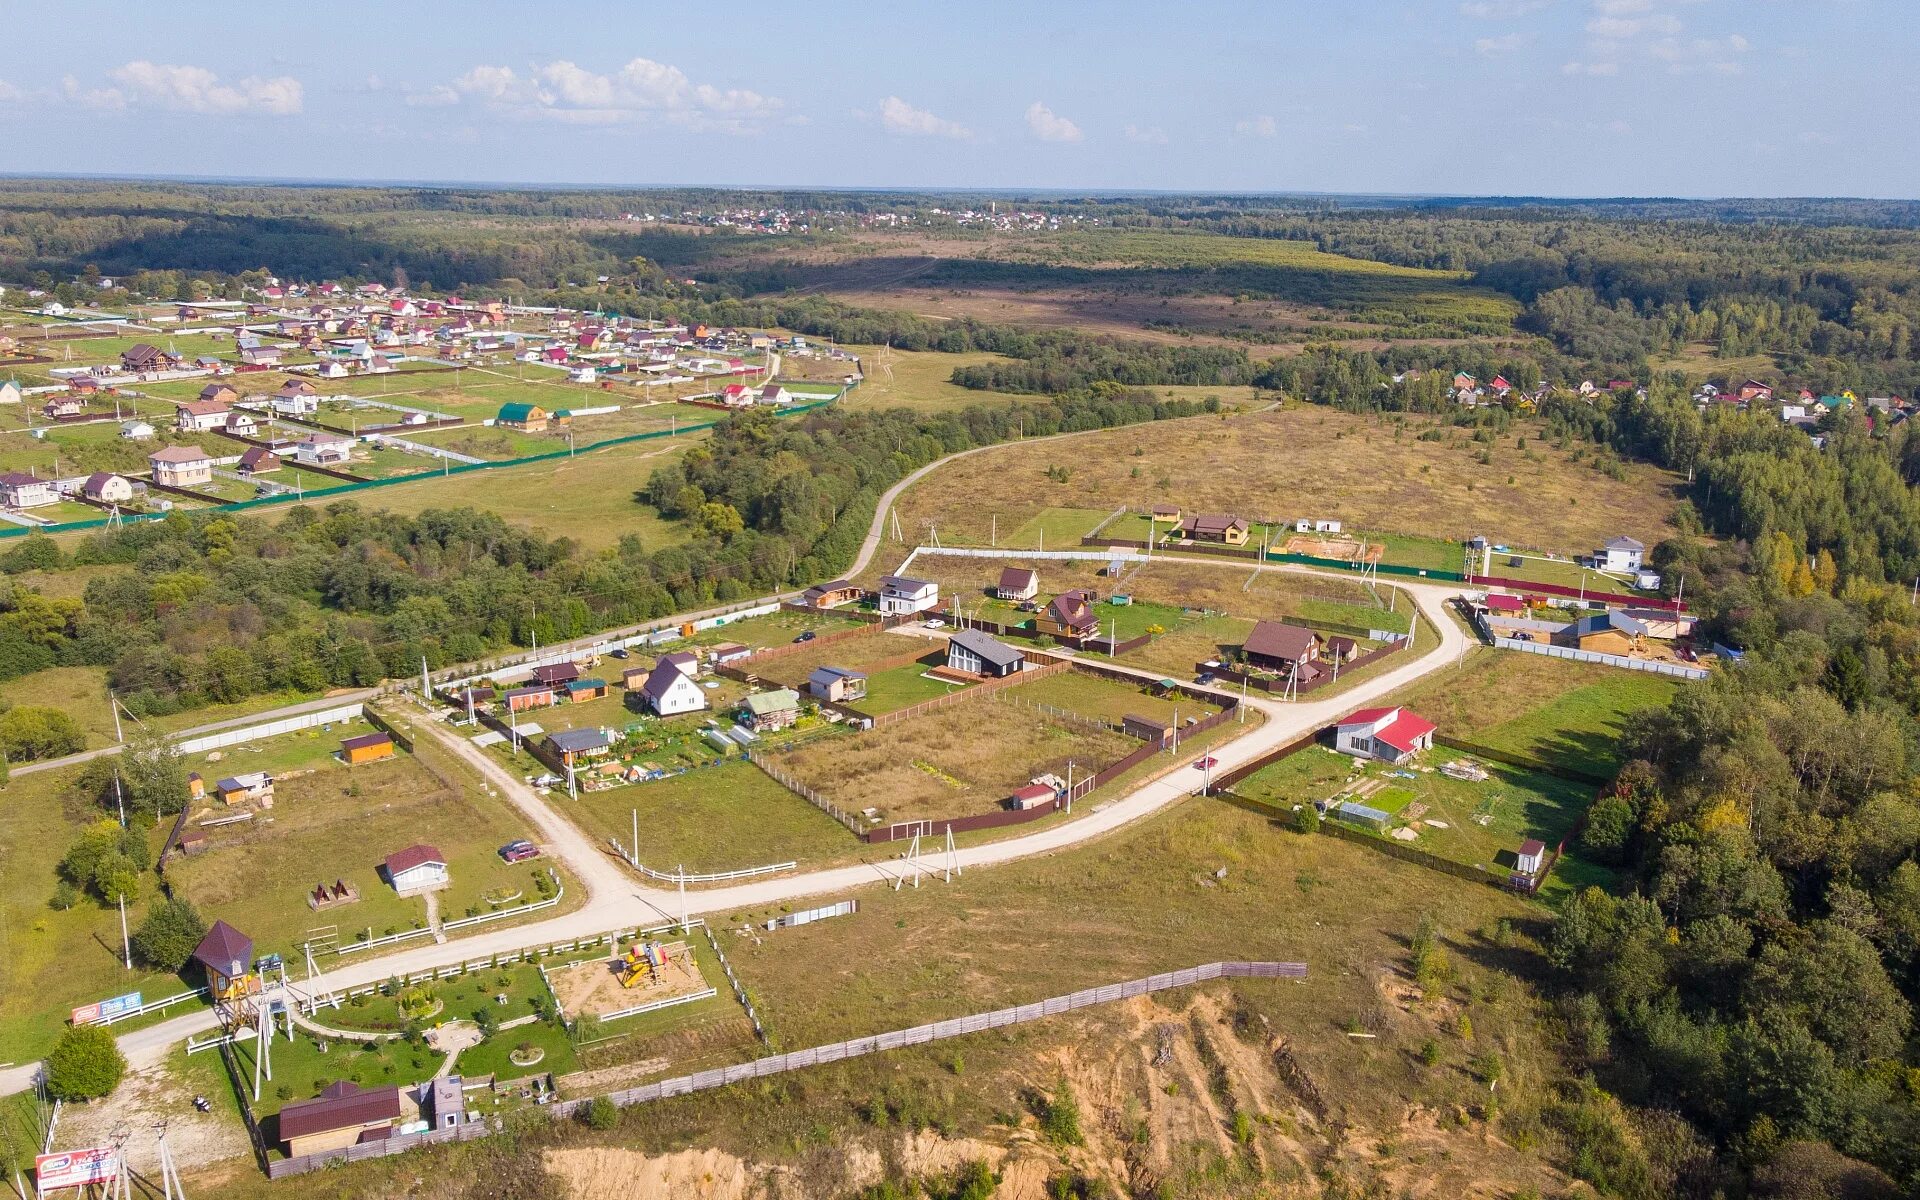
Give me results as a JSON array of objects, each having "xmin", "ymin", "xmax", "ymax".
[
  {"xmin": 925, "ymin": 619, "xmax": 946, "ymax": 630},
  {"xmin": 609, "ymin": 647, "xmax": 628, "ymax": 659},
  {"xmin": 1194, "ymin": 673, "xmax": 1215, "ymax": 685},
  {"xmin": 792, "ymin": 630, "xmax": 817, "ymax": 643},
  {"xmin": 499, "ymin": 840, "xmax": 541, "ymax": 863}
]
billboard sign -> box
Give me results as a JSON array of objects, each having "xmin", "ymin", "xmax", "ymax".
[
  {"xmin": 35, "ymin": 1148, "xmax": 117, "ymax": 1190},
  {"xmin": 69, "ymin": 991, "xmax": 142, "ymax": 1026}
]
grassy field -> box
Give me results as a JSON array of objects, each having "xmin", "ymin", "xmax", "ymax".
[
  {"xmin": 1005, "ymin": 668, "xmax": 1220, "ymax": 726},
  {"xmin": 0, "ymin": 664, "xmax": 331, "ymax": 751},
  {"xmin": 747, "ymin": 629, "xmax": 935, "ymax": 690},
  {"xmin": 340, "ymin": 432, "xmax": 699, "ymax": 553},
  {"xmin": 1232, "ymin": 745, "xmax": 1601, "ymax": 900},
  {"xmin": 830, "ymin": 346, "xmax": 1025, "ymax": 413},
  {"xmin": 1378, "ymin": 648, "xmax": 1679, "ymax": 777},
  {"xmin": 891, "ymin": 406, "xmax": 1686, "ymax": 560},
  {"xmin": 855, "ymin": 660, "xmax": 973, "ymax": 714},
  {"xmin": 165, "ymin": 733, "xmax": 566, "ymax": 962},
  {"xmin": 766, "ymin": 697, "xmax": 1134, "ymax": 828},
  {"xmin": 567, "ymin": 760, "xmax": 855, "ymax": 872}
]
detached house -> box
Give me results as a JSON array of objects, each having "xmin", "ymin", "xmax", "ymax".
[
  {"xmin": 496, "ymin": 402, "xmax": 550, "ymax": 431},
  {"xmin": 877, "ymin": 575, "xmax": 939, "ymax": 616},
  {"xmin": 639, "ymin": 661, "xmax": 708, "ymax": 716},
  {"xmin": 996, "ymin": 567, "xmax": 1040, "ymax": 602},
  {"xmin": 1596, "ymin": 536, "xmax": 1644, "ymax": 574},
  {"xmin": 756, "ymin": 383, "xmax": 792, "ymax": 407},
  {"xmin": 807, "ymin": 666, "xmax": 867, "ymax": 703},
  {"xmin": 1177, "ymin": 513, "xmax": 1250, "ymax": 546},
  {"xmin": 946, "ymin": 629, "xmax": 1026, "ymax": 677},
  {"xmin": 1035, "ymin": 589, "xmax": 1099, "ymax": 639},
  {"xmin": 0, "ymin": 472, "xmax": 57, "ymax": 510},
  {"xmin": 802, "ymin": 579, "xmax": 862, "ymax": 608},
  {"xmin": 292, "ymin": 432, "xmax": 355, "ymax": 466},
  {"xmin": 120, "ymin": 344, "xmax": 179, "ymax": 374},
  {"xmin": 82, "ymin": 472, "xmax": 134, "ymax": 505},
  {"xmin": 1335, "ymin": 707, "xmax": 1436, "ymax": 764},
  {"xmin": 383, "ymin": 844, "xmax": 448, "ymax": 894},
  {"xmin": 175, "ymin": 399, "xmax": 232, "ymax": 432},
  {"xmin": 1241, "ymin": 621, "xmax": 1321, "ymax": 675},
  {"xmin": 149, "ymin": 445, "xmax": 214, "ymax": 488}
]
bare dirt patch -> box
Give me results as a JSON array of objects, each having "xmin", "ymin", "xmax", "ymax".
[
  {"xmin": 55, "ymin": 1060, "xmax": 251, "ymax": 1175},
  {"xmin": 548, "ymin": 941, "xmax": 708, "ymax": 1021},
  {"xmin": 1281, "ymin": 533, "xmax": 1384, "ymax": 563}
]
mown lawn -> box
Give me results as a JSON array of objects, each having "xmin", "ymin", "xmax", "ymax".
[{"xmin": 565, "ymin": 759, "xmax": 855, "ymax": 873}]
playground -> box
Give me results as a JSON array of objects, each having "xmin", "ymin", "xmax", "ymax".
[{"xmin": 547, "ymin": 938, "xmax": 713, "ymax": 1022}]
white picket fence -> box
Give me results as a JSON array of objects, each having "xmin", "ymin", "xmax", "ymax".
[
  {"xmin": 336, "ymin": 873, "xmax": 564, "ymax": 955},
  {"xmin": 600, "ymin": 986, "xmax": 718, "ymax": 1024},
  {"xmin": 78, "ymin": 985, "xmax": 208, "ymax": 1027}
]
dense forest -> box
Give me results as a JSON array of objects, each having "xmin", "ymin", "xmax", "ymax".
[{"xmin": 0, "ymin": 385, "xmax": 1212, "ymax": 758}]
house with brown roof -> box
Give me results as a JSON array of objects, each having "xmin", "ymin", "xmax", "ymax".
[
  {"xmin": 1241, "ymin": 621, "xmax": 1321, "ymax": 674},
  {"xmin": 276, "ymin": 1081, "xmax": 408, "ymax": 1158},
  {"xmin": 996, "ymin": 567, "xmax": 1040, "ymax": 602},
  {"xmin": 174, "ymin": 398, "xmax": 232, "ymax": 433},
  {"xmin": 197, "ymin": 382, "xmax": 239, "ymax": 407},
  {"xmin": 239, "ymin": 446, "xmax": 281, "ymax": 474},
  {"xmin": 383, "ymin": 844, "xmax": 448, "ymax": 895},
  {"xmin": 148, "ymin": 445, "xmax": 214, "ymax": 488},
  {"xmin": 82, "ymin": 472, "xmax": 134, "ymax": 505},
  {"xmin": 120, "ymin": 344, "xmax": 179, "ymax": 374},
  {"xmin": 801, "ymin": 580, "xmax": 862, "ymax": 608},
  {"xmin": 1035, "ymin": 589, "xmax": 1099, "ymax": 639},
  {"xmin": 1177, "ymin": 513, "xmax": 1250, "ymax": 546}
]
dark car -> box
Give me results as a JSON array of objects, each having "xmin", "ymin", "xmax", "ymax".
[
  {"xmin": 792, "ymin": 630, "xmax": 817, "ymax": 643},
  {"xmin": 499, "ymin": 840, "xmax": 540, "ymax": 863}
]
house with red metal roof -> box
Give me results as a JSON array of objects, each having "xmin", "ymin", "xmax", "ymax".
[
  {"xmin": 383, "ymin": 844, "xmax": 448, "ymax": 895},
  {"xmin": 1335, "ymin": 707, "xmax": 1436, "ymax": 764}
]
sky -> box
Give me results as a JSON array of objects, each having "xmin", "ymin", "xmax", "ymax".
[{"xmin": 0, "ymin": 0, "xmax": 1914, "ymax": 198}]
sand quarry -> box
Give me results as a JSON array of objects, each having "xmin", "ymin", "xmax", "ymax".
[{"xmin": 549, "ymin": 941, "xmax": 709, "ymax": 1020}]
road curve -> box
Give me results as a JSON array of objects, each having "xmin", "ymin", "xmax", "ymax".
[{"xmin": 0, "ymin": 567, "xmax": 1470, "ymax": 1095}]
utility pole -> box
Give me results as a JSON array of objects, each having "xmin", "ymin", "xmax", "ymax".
[
  {"xmin": 421, "ymin": 655, "xmax": 431, "ymax": 702},
  {"xmin": 119, "ymin": 892, "xmax": 131, "ymax": 968},
  {"xmin": 110, "ymin": 689, "xmax": 124, "ymax": 743},
  {"xmin": 114, "ymin": 771, "xmax": 126, "ymax": 827}
]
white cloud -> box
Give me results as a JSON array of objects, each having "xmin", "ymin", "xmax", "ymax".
[
  {"xmin": 1123, "ymin": 123, "xmax": 1167, "ymax": 145},
  {"xmin": 1234, "ymin": 114, "xmax": 1277, "ymax": 138},
  {"xmin": 70, "ymin": 62, "xmax": 303, "ymax": 116},
  {"xmin": 878, "ymin": 95, "xmax": 971, "ymax": 139},
  {"xmin": 1025, "ymin": 101, "xmax": 1082, "ymax": 143},
  {"xmin": 405, "ymin": 85, "xmax": 461, "ymax": 108},
  {"xmin": 1561, "ymin": 59, "xmax": 1620, "ymax": 74},
  {"xmin": 1592, "ymin": 0, "xmax": 1652, "ymax": 14},
  {"xmin": 451, "ymin": 58, "xmax": 780, "ymax": 130},
  {"xmin": 1460, "ymin": 0, "xmax": 1551, "ymax": 16},
  {"xmin": 1587, "ymin": 13, "xmax": 1682, "ymax": 37},
  {"xmin": 1650, "ymin": 33, "xmax": 1749, "ymax": 74},
  {"xmin": 1476, "ymin": 32, "xmax": 1533, "ymax": 54},
  {"xmin": 0, "ymin": 79, "xmax": 21, "ymax": 103}
]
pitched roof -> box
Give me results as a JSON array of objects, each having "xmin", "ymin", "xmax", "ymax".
[
  {"xmin": 998, "ymin": 567, "xmax": 1038, "ymax": 591},
  {"xmin": 277, "ymin": 1082, "xmax": 403, "ymax": 1142},
  {"xmin": 149, "ymin": 445, "xmax": 211, "ymax": 464},
  {"xmin": 743, "ymin": 688, "xmax": 800, "ymax": 716},
  {"xmin": 530, "ymin": 662, "xmax": 580, "ymax": 685},
  {"xmin": 176, "ymin": 399, "xmax": 231, "ymax": 416},
  {"xmin": 1603, "ymin": 536, "xmax": 1644, "ymax": 551},
  {"xmin": 1518, "ymin": 838, "xmax": 1547, "ymax": 856},
  {"xmin": 82, "ymin": 471, "xmax": 120, "ymax": 496},
  {"xmin": 1182, "ymin": 512, "xmax": 1248, "ymax": 536},
  {"xmin": 191, "ymin": 920, "xmax": 254, "ymax": 979},
  {"xmin": 1046, "ymin": 591, "xmax": 1097, "ymax": 631},
  {"xmin": 879, "ymin": 575, "xmax": 933, "ymax": 593},
  {"xmin": 339, "ymin": 732, "xmax": 392, "ymax": 752},
  {"xmin": 1339, "ymin": 707, "xmax": 1436, "ymax": 753},
  {"xmin": 805, "ymin": 579, "xmax": 856, "ymax": 595},
  {"xmin": 496, "ymin": 402, "xmax": 545, "ymax": 422},
  {"xmin": 384, "ymin": 844, "xmax": 446, "ymax": 876},
  {"xmin": 949, "ymin": 629, "xmax": 1026, "ymax": 670},
  {"xmin": 640, "ymin": 662, "xmax": 695, "ymax": 701},
  {"xmin": 1243, "ymin": 620, "xmax": 1318, "ymax": 663},
  {"xmin": 239, "ymin": 447, "xmax": 279, "ymax": 469}
]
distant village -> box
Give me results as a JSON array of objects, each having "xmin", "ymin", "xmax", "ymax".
[{"xmin": 1422, "ymin": 370, "xmax": 1898, "ymax": 440}]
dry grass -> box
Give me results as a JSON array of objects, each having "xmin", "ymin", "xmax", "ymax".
[
  {"xmin": 767, "ymin": 698, "xmax": 1133, "ymax": 826},
  {"xmin": 892, "ymin": 405, "xmax": 1687, "ymax": 557}
]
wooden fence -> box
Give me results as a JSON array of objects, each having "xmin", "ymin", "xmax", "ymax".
[
  {"xmin": 1199, "ymin": 636, "xmax": 1408, "ymax": 698},
  {"xmin": 1470, "ymin": 573, "xmax": 1684, "ymax": 613}
]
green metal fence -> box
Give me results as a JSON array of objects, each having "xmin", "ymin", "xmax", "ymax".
[{"xmin": 0, "ymin": 393, "xmax": 844, "ymax": 541}]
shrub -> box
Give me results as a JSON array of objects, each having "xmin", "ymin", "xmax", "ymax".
[
  {"xmin": 45, "ymin": 1025, "xmax": 126, "ymax": 1100},
  {"xmin": 132, "ymin": 896, "xmax": 207, "ymax": 971},
  {"xmin": 582, "ymin": 1096, "xmax": 618, "ymax": 1130},
  {"xmin": 1041, "ymin": 1078, "xmax": 1084, "ymax": 1146},
  {"xmin": 1418, "ymin": 1038, "xmax": 1443, "ymax": 1067},
  {"xmin": 1290, "ymin": 805, "xmax": 1319, "ymax": 834}
]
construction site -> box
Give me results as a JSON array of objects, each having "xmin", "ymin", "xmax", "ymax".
[{"xmin": 546, "ymin": 938, "xmax": 715, "ymax": 1023}]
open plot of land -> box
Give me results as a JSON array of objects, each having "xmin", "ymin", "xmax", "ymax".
[
  {"xmin": 891, "ymin": 406, "xmax": 1686, "ymax": 561},
  {"xmin": 1232, "ymin": 745, "xmax": 1601, "ymax": 900},
  {"xmin": 749, "ymin": 630, "xmax": 938, "ymax": 689},
  {"xmin": 1006, "ymin": 669, "xmax": 1221, "ymax": 727},
  {"xmin": 344, "ymin": 433, "xmax": 699, "ymax": 553},
  {"xmin": 568, "ymin": 759, "xmax": 854, "ymax": 872},
  {"xmin": 1378, "ymin": 648, "xmax": 1679, "ymax": 778},
  {"xmin": 164, "ymin": 739, "xmax": 558, "ymax": 959},
  {"xmin": 678, "ymin": 608, "xmax": 871, "ymax": 652},
  {"xmin": 854, "ymin": 659, "xmax": 973, "ymax": 714},
  {"xmin": 828, "ymin": 346, "xmax": 1026, "ymax": 413},
  {"xmin": 766, "ymin": 696, "xmax": 1134, "ymax": 828}
]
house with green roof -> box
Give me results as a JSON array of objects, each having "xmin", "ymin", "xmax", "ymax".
[
  {"xmin": 740, "ymin": 688, "xmax": 801, "ymax": 732},
  {"xmin": 495, "ymin": 402, "xmax": 549, "ymax": 431}
]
